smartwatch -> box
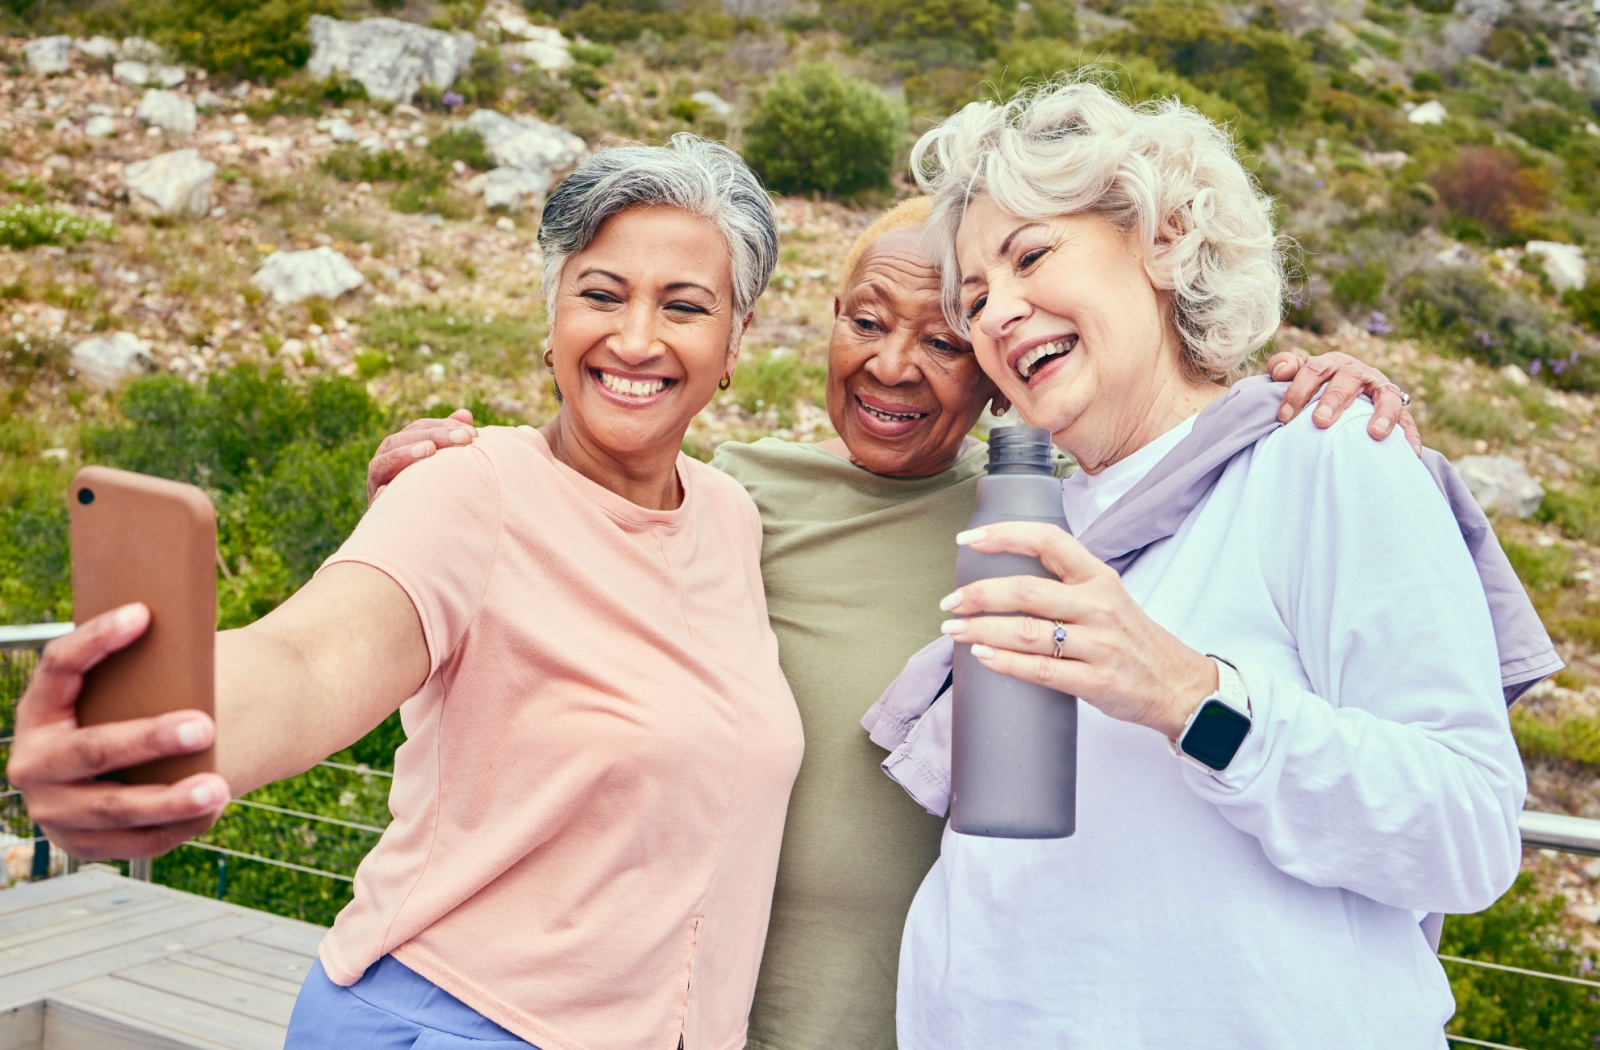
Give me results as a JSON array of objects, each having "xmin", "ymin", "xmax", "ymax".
[{"xmin": 1172, "ymin": 655, "xmax": 1252, "ymax": 773}]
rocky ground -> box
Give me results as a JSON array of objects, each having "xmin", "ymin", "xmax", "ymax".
[{"xmin": 5, "ymin": 9, "xmax": 1600, "ymax": 926}]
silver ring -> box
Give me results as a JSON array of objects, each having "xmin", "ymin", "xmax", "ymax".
[
  {"xmin": 1052, "ymin": 621, "xmax": 1067, "ymax": 659},
  {"xmin": 1385, "ymin": 382, "xmax": 1412, "ymax": 408}
]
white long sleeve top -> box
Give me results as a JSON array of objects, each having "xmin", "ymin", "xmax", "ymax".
[{"xmin": 896, "ymin": 402, "xmax": 1526, "ymax": 1050}]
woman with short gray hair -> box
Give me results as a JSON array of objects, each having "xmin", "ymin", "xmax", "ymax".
[
  {"xmin": 874, "ymin": 78, "xmax": 1546, "ymax": 1047},
  {"xmin": 8, "ymin": 135, "xmax": 804, "ymax": 1050}
]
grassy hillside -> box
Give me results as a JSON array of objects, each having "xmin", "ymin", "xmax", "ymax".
[{"xmin": 2, "ymin": 0, "xmax": 1600, "ymax": 1042}]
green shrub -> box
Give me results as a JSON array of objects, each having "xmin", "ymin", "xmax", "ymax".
[
  {"xmin": 827, "ymin": 0, "xmax": 1008, "ymax": 57},
  {"xmin": 1329, "ymin": 260, "xmax": 1387, "ymax": 310},
  {"xmin": 1094, "ymin": 1, "xmax": 1311, "ymax": 127},
  {"xmin": 1509, "ymin": 104, "xmax": 1576, "ymax": 153},
  {"xmin": 452, "ymin": 46, "xmax": 508, "ymax": 107},
  {"xmin": 1411, "ymin": 70, "xmax": 1444, "ymax": 93},
  {"xmin": 0, "ymin": 487, "xmax": 70, "ymax": 624},
  {"xmin": 744, "ymin": 64, "xmax": 904, "ymax": 198},
  {"xmin": 0, "ymin": 204, "xmax": 112, "ymax": 250},
  {"xmin": 361, "ymin": 305, "xmax": 542, "ymax": 376},
  {"xmin": 1398, "ymin": 265, "xmax": 1586, "ymax": 385},
  {"xmin": 1442, "ymin": 869, "xmax": 1600, "ymax": 1050},
  {"xmin": 729, "ymin": 351, "xmax": 826, "ymax": 427},
  {"xmin": 1538, "ymin": 473, "xmax": 1600, "ymax": 546},
  {"xmin": 569, "ymin": 41, "xmax": 614, "ymax": 66},
  {"xmin": 425, "ymin": 128, "xmax": 492, "ymax": 171},
  {"xmin": 1564, "ymin": 279, "xmax": 1600, "ymax": 334},
  {"xmin": 132, "ymin": 0, "xmax": 343, "ymax": 83},
  {"xmin": 560, "ymin": 2, "xmax": 687, "ymax": 42}
]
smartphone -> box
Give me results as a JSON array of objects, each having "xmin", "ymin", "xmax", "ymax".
[{"xmin": 69, "ymin": 466, "xmax": 216, "ymax": 784}]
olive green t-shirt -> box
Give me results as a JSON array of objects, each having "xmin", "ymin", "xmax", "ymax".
[{"xmin": 710, "ymin": 438, "xmax": 992, "ymax": 1050}]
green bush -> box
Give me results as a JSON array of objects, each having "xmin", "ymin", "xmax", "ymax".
[
  {"xmin": 827, "ymin": 0, "xmax": 1009, "ymax": 58},
  {"xmin": 132, "ymin": 0, "xmax": 343, "ymax": 82},
  {"xmin": 1095, "ymin": 1, "xmax": 1311, "ymax": 127},
  {"xmin": 1538, "ymin": 473, "xmax": 1600, "ymax": 547},
  {"xmin": 1398, "ymin": 265, "xmax": 1594, "ymax": 388},
  {"xmin": 426, "ymin": 128, "xmax": 493, "ymax": 171},
  {"xmin": 1442, "ymin": 870, "xmax": 1600, "ymax": 1050},
  {"xmin": 0, "ymin": 204, "xmax": 112, "ymax": 250},
  {"xmin": 1564, "ymin": 279, "xmax": 1600, "ymax": 334},
  {"xmin": 744, "ymin": 64, "xmax": 906, "ymax": 198}
]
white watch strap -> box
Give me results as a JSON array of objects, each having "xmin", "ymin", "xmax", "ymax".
[{"xmin": 1168, "ymin": 656, "xmax": 1252, "ymax": 770}]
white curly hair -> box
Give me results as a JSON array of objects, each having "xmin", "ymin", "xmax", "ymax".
[{"xmin": 911, "ymin": 76, "xmax": 1286, "ymax": 380}]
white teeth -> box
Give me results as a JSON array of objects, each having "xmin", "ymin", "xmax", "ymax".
[
  {"xmin": 1016, "ymin": 337, "xmax": 1077, "ymax": 379},
  {"xmin": 599, "ymin": 371, "xmax": 668, "ymax": 397},
  {"xmin": 860, "ymin": 400, "xmax": 927, "ymax": 422}
]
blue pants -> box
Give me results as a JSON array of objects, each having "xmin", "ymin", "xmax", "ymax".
[{"xmin": 285, "ymin": 954, "xmax": 538, "ymax": 1048}]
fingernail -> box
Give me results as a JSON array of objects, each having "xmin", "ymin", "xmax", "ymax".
[
  {"xmin": 971, "ymin": 644, "xmax": 996, "ymax": 659},
  {"xmin": 114, "ymin": 604, "xmax": 142, "ymax": 629},
  {"xmin": 955, "ymin": 528, "xmax": 987, "ymax": 546},
  {"xmin": 410, "ymin": 441, "xmax": 432, "ymax": 459},
  {"xmin": 175, "ymin": 720, "xmax": 206, "ymax": 749},
  {"xmin": 1313, "ymin": 406, "xmax": 1331, "ymax": 424},
  {"xmin": 190, "ymin": 783, "xmax": 222, "ymax": 808},
  {"xmin": 1278, "ymin": 405, "xmax": 1292, "ymax": 422},
  {"xmin": 449, "ymin": 428, "xmax": 471, "ymax": 445},
  {"xmin": 1375, "ymin": 417, "xmax": 1393, "ymax": 435},
  {"xmin": 939, "ymin": 590, "xmax": 963, "ymax": 612},
  {"xmin": 940, "ymin": 619, "xmax": 966, "ymax": 636}
]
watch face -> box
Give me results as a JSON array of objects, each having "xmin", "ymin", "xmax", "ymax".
[{"xmin": 1182, "ymin": 699, "xmax": 1252, "ymax": 771}]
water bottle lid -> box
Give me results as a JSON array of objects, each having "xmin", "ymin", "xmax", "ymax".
[{"xmin": 986, "ymin": 425, "xmax": 1055, "ymax": 473}]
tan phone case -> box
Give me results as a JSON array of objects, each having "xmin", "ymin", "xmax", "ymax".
[{"xmin": 69, "ymin": 466, "xmax": 216, "ymax": 785}]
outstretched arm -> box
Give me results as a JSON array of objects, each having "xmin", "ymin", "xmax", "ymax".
[{"xmin": 9, "ymin": 563, "xmax": 428, "ymax": 860}]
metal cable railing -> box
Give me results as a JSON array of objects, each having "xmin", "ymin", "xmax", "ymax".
[{"xmin": 4, "ymin": 624, "xmax": 1600, "ymax": 1043}]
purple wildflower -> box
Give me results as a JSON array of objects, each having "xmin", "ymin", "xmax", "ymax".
[
  {"xmin": 1474, "ymin": 328, "xmax": 1498, "ymax": 348},
  {"xmin": 1552, "ymin": 357, "xmax": 1568, "ymax": 375},
  {"xmin": 510, "ymin": 62, "xmax": 524, "ymax": 73},
  {"xmin": 1366, "ymin": 310, "xmax": 1394, "ymax": 336},
  {"xmin": 1530, "ymin": 359, "xmax": 1543, "ymax": 376},
  {"xmin": 442, "ymin": 90, "xmax": 465, "ymax": 109},
  {"xmin": 1314, "ymin": 179, "xmax": 1326, "ymax": 190}
]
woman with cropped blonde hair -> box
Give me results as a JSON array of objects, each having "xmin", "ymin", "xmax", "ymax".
[{"xmin": 871, "ymin": 77, "xmax": 1551, "ymax": 1048}]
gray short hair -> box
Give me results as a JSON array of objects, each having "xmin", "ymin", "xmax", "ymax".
[
  {"xmin": 538, "ymin": 134, "xmax": 779, "ymax": 342},
  {"xmin": 911, "ymin": 77, "xmax": 1286, "ymax": 380}
]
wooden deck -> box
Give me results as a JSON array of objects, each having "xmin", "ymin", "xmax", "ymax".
[{"xmin": 0, "ymin": 867, "xmax": 322, "ymax": 1050}]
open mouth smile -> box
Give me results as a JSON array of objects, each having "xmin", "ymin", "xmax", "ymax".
[
  {"xmin": 591, "ymin": 367, "xmax": 675, "ymax": 403},
  {"xmin": 1012, "ymin": 335, "xmax": 1078, "ymax": 382},
  {"xmin": 856, "ymin": 394, "xmax": 929, "ymax": 424}
]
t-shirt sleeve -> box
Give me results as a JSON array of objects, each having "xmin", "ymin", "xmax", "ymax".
[{"xmin": 319, "ymin": 444, "xmax": 502, "ymax": 677}]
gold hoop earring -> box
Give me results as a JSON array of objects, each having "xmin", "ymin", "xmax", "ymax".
[
  {"xmin": 543, "ymin": 348, "xmax": 554, "ymax": 368},
  {"xmin": 718, "ymin": 374, "xmax": 732, "ymax": 391}
]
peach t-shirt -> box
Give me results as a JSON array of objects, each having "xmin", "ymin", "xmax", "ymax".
[{"xmin": 316, "ymin": 426, "xmax": 804, "ymax": 1050}]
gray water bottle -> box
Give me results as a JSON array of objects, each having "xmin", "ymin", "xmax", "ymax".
[{"xmin": 951, "ymin": 425, "xmax": 1077, "ymax": 839}]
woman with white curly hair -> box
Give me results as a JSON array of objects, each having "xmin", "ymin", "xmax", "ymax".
[{"xmin": 869, "ymin": 79, "xmax": 1556, "ymax": 1047}]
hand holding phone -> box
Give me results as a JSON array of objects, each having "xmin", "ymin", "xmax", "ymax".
[
  {"xmin": 6, "ymin": 604, "xmax": 228, "ymax": 861},
  {"xmin": 69, "ymin": 466, "xmax": 217, "ymax": 784}
]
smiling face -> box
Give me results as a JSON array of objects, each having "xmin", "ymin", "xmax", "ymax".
[
  {"xmin": 549, "ymin": 204, "xmax": 738, "ymax": 465},
  {"xmin": 955, "ymin": 196, "xmax": 1214, "ymax": 473},
  {"xmin": 826, "ymin": 226, "xmax": 997, "ymax": 478}
]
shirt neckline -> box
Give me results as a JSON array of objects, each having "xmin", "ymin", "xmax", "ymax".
[
  {"xmin": 518, "ymin": 425, "xmax": 692, "ymax": 528},
  {"xmin": 1062, "ymin": 415, "xmax": 1197, "ymax": 533}
]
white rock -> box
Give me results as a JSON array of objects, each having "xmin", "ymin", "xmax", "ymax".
[
  {"xmin": 74, "ymin": 36, "xmax": 119, "ymax": 60},
  {"xmin": 112, "ymin": 60, "xmax": 150, "ymax": 86},
  {"xmin": 690, "ymin": 90, "xmax": 733, "ymax": 120},
  {"xmin": 251, "ymin": 247, "xmax": 365, "ymax": 305},
  {"xmin": 1525, "ymin": 240, "xmax": 1588, "ymax": 293},
  {"xmin": 318, "ymin": 117, "xmax": 356, "ymax": 142},
  {"xmin": 509, "ymin": 26, "xmax": 573, "ymax": 70},
  {"xmin": 24, "ymin": 36, "xmax": 74, "ymax": 75},
  {"xmin": 212, "ymin": 129, "xmax": 237, "ymax": 145},
  {"xmin": 1408, "ymin": 99, "xmax": 1448, "ymax": 125},
  {"xmin": 471, "ymin": 166, "xmax": 551, "ymax": 210},
  {"xmin": 136, "ymin": 89, "xmax": 196, "ymax": 135},
  {"xmin": 307, "ymin": 15, "xmax": 476, "ymax": 104},
  {"xmin": 496, "ymin": 216, "xmax": 516, "ymax": 231},
  {"xmin": 1499, "ymin": 364, "xmax": 1531, "ymax": 387},
  {"xmin": 71, "ymin": 332, "xmax": 154, "ymax": 388},
  {"xmin": 119, "ymin": 37, "xmax": 164, "ymax": 62},
  {"xmin": 1455, "ymin": 455, "xmax": 1545, "ymax": 519},
  {"xmin": 195, "ymin": 89, "xmax": 226, "ymax": 110},
  {"xmin": 85, "ymin": 115, "xmax": 118, "ymax": 138},
  {"xmin": 463, "ymin": 109, "xmax": 587, "ymax": 184},
  {"xmin": 123, "ymin": 148, "xmax": 216, "ymax": 218}
]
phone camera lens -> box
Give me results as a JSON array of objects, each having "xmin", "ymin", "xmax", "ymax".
[{"xmin": 77, "ymin": 488, "xmax": 95, "ymax": 505}]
